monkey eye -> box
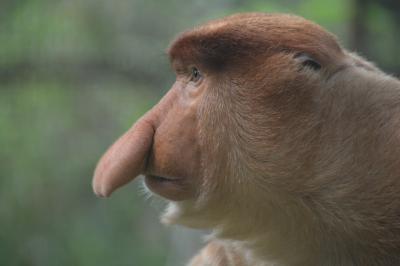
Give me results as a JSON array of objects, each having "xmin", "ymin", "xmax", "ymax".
[
  {"xmin": 190, "ymin": 67, "xmax": 202, "ymax": 82},
  {"xmin": 294, "ymin": 53, "xmax": 321, "ymax": 71}
]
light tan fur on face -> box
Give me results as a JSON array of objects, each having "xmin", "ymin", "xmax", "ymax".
[{"xmin": 93, "ymin": 13, "xmax": 400, "ymax": 266}]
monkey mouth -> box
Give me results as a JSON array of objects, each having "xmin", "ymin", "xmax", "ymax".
[
  {"xmin": 146, "ymin": 174, "xmax": 178, "ymax": 183},
  {"xmin": 144, "ymin": 174, "xmax": 183, "ymax": 189},
  {"xmin": 144, "ymin": 174, "xmax": 192, "ymax": 201}
]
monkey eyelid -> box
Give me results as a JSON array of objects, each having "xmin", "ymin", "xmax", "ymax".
[{"xmin": 294, "ymin": 53, "xmax": 321, "ymax": 71}]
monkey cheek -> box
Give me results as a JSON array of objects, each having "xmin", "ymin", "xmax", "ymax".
[{"xmin": 144, "ymin": 175, "xmax": 195, "ymax": 201}]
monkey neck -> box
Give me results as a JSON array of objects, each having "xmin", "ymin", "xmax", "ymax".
[
  {"xmin": 210, "ymin": 190, "xmax": 400, "ymax": 266},
  {"xmin": 208, "ymin": 192, "xmax": 322, "ymax": 265}
]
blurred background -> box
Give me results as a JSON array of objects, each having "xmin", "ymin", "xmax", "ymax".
[{"xmin": 1, "ymin": 0, "xmax": 400, "ymax": 265}]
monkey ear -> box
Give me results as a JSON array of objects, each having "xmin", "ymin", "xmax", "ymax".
[{"xmin": 294, "ymin": 53, "xmax": 321, "ymax": 71}]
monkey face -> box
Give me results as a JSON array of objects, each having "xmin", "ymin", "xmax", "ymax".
[{"xmin": 93, "ymin": 12, "xmax": 344, "ymax": 225}]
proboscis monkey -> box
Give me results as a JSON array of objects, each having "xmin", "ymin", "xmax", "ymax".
[{"xmin": 93, "ymin": 13, "xmax": 400, "ymax": 266}]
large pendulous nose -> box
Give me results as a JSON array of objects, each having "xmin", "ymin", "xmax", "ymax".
[
  {"xmin": 92, "ymin": 88, "xmax": 178, "ymax": 198},
  {"xmin": 92, "ymin": 116, "xmax": 155, "ymax": 197}
]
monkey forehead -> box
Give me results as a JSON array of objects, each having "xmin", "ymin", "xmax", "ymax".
[{"xmin": 168, "ymin": 13, "xmax": 344, "ymax": 70}]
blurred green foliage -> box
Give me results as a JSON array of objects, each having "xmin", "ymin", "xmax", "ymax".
[{"xmin": 1, "ymin": 0, "xmax": 399, "ymax": 265}]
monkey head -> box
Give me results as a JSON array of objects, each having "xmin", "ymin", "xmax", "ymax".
[
  {"xmin": 92, "ymin": 14, "xmax": 400, "ymax": 263},
  {"xmin": 92, "ymin": 13, "xmax": 345, "ymax": 226}
]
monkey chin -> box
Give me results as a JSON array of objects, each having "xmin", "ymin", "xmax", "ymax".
[
  {"xmin": 142, "ymin": 183, "xmax": 206, "ymax": 228},
  {"xmin": 141, "ymin": 177, "xmax": 216, "ymax": 229},
  {"xmin": 143, "ymin": 178, "xmax": 216, "ymax": 230},
  {"xmin": 160, "ymin": 200, "xmax": 217, "ymax": 229}
]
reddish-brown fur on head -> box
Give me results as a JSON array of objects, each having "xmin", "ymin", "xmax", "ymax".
[
  {"xmin": 169, "ymin": 13, "xmax": 343, "ymax": 72},
  {"xmin": 93, "ymin": 13, "xmax": 400, "ymax": 265}
]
